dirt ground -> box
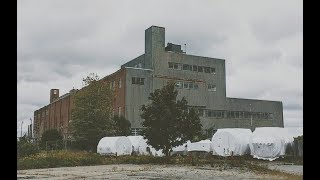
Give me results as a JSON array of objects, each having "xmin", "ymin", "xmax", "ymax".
[{"xmin": 17, "ymin": 163, "xmax": 302, "ymax": 180}]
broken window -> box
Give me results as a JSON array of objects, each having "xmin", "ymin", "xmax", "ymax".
[
  {"xmin": 175, "ymin": 82, "xmax": 182, "ymax": 88},
  {"xmin": 183, "ymin": 64, "xmax": 189, "ymax": 70},
  {"xmin": 168, "ymin": 62, "xmax": 173, "ymax": 69},
  {"xmin": 204, "ymin": 67, "xmax": 211, "ymax": 73},
  {"xmin": 211, "ymin": 68, "xmax": 216, "ymax": 74}
]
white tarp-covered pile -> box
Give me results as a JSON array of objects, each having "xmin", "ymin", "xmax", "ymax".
[
  {"xmin": 171, "ymin": 141, "xmax": 189, "ymax": 155},
  {"xmin": 187, "ymin": 140, "xmax": 212, "ymax": 152},
  {"xmin": 127, "ymin": 135, "xmax": 144, "ymax": 153},
  {"xmin": 97, "ymin": 136, "xmax": 132, "ymax": 156},
  {"xmin": 249, "ymin": 127, "xmax": 294, "ymax": 161},
  {"xmin": 212, "ymin": 128, "xmax": 252, "ymax": 156},
  {"xmin": 137, "ymin": 139, "xmax": 164, "ymax": 156},
  {"xmin": 128, "ymin": 135, "xmax": 164, "ymax": 156}
]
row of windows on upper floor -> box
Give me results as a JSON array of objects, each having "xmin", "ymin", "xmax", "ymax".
[
  {"xmin": 109, "ymin": 76, "xmax": 145, "ymax": 89},
  {"xmin": 168, "ymin": 62, "xmax": 216, "ymax": 74},
  {"xmin": 175, "ymin": 81, "xmax": 216, "ymax": 91},
  {"xmin": 195, "ymin": 109, "xmax": 273, "ymax": 120}
]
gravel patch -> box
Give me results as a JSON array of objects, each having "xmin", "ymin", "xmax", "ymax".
[{"xmin": 17, "ymin": 164, "xmax": 301, "ymax": 179}]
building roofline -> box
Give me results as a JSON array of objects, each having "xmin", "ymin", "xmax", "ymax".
[
  {"xmin": 124, "ymin": 67, "xmax": 154, "ymax": 71},
  {"xmin": 165, "ymin": 50, "xmax": 225, "ymax": 61},
  {"xmin": 227, "ymin": 97, "xmax": 282, "ymax": 103}
]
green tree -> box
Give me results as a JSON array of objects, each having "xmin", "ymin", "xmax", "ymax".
[
  {"xmin": 113, "ymin": 115, "xmax": 131, "ymax": 136},
  {"xmin": 141, "ymin": 82, "xmax": 203, "ymax": 156},
  {"xmin": 40, "ymin": 129, "xmax": 63, "ymax": 150},
  {"xmin": 70, "ymin": 73, "xmax": 114, "ymax": 152}
]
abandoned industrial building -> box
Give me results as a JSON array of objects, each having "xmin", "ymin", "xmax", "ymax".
[{"xmin": 33, "ymin": 25, "xmax": 284, "ymax": 139}]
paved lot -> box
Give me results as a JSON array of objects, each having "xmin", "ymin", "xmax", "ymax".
[{"xmin": 17, "ymin": 164, "xmax": 302, "ymax": 179}]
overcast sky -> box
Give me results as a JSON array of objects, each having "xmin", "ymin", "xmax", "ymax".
[{"xmin": 17, "ymin": 0, "xmax": 302, "ymax": 137}]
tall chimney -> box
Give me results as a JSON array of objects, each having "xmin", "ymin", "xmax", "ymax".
[
  {"xmin": 144, "ymin": 25, "xmax": 165, "ymax": 69},
  {"xmin": 50, "ymin": 89, "xmax": 59, "ymax": 103}
]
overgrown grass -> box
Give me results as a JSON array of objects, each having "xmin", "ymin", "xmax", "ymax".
[
  {"xmin": 17, "ymin": 150, "xmax": 303, "ymax": 179},
  {"xmin": 17, "ymin": 150, "xmax": 103, "ymax": 170}
]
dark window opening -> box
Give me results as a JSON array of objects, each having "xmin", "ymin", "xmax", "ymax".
[{"xmin": 193, "ymin": 65, "xmax": 198, "ymax": 72}]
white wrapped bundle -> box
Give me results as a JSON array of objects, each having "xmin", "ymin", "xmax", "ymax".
[
  {"xmin": 187, "ymin": 140, "xmax": 212, "ymax": 152},
  {"xmin": 97, "ymin": 136, "xmax": 132, "ymax": 156},
  {"xmin": 212, "ymin": 128, "xmax": 252, "ymax": 156},
  {"xmin": 249, "ymin": 127, "xmax": 294, "ymax": 161}
]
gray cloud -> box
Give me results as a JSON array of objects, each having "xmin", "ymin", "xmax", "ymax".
[{"xmin": 17, "ymin": 0, "xmax": 302, "ymax": 137}]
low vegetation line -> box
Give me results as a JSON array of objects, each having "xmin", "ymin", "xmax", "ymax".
[{"xmin": 18, "ymin": 150, "xmax": 302, "ymax": 179}]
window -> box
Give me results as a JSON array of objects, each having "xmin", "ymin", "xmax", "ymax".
[
  {"xmin": 235, "ymin": 111, "xmax": 239, "ymax": 118},
  {"xmin": 175, "ymin": 82, "xmax": 182, "ymax": 88},
  {"xmin": 210, "ymin": 68, "xmax": 216, "ymax": 74},
  {"xmin": 192, "ymin": 65, "xmax": 198, "ymax": 72},
  {"xmin": 140, "ymin": 78, "xmax": 145, "ymax": 85},
  {"xmin": 183, "ymin": 64, "xmax": 189, "ymax": 70},
  {"xmin": 198, "ymin": 109, "xmax": 204, "ymax": 117},
  {"xmin": 53, "ymin": 90, "xmax": 57, "ymax": 94},
  {"xmin": 269, "ymin": 113, "xmax": 274, "ymax": 120},
  {"xmin": 132, "ymin": 77, "xmax": 145, "ymax": 85},
  {"xmin": 208, "ymin": 84, "xmax": 216, "ymax": 91},
  {"xmin": 183, "ymin": 82, "xmax": 188, "ymax": 89},
  {"xmin": 189, "ymin": 82, "xmax": 194, "ymax": 89},
  {"xmin": 198, "ymin": 66, "xmax": 203, "ymax": 72},
  {"xmin": 204, "ymin": 67, "xmax": 211, "ymax": 73},
  {"xmin": 169, "ymin": 63, "xmax": 182, "ymax": 70},
  {"xmin": 138, "ymin": 63, "xmax": 142, "ymax": 68},
  {"xmin": 194, "ymin": 83, "xmax": 199, "ymax": 89},
  {"xmin": 119, "ymin": 79, "xmax": 122, "ymax": 88}
]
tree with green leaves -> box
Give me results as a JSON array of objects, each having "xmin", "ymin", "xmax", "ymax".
[
  {"xmin": 140, "ymin": 81, "xmax": 203, "ymax": 156},
  {"xmin": 40, "ymin": 129, "xmax": 63, "ymax": 150},
  {"xmin": 70, "ymin": 73, "xmax": 114, "ymax": 152},
  {"xmin": 113, "ymin": 115, "xmax": 131, "ymax": 136}
]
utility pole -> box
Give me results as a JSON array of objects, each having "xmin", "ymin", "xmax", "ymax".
[
  {"xmin": 30, "ymin": 118, "xmax": 32, "ymax": 138},
  {"xmin": 20, "ymin": 121, "xmax": 24, "ymax": 137},
  {"xmin": 249, "ymin": 104, "xmax": 253, "ymax": 132}
]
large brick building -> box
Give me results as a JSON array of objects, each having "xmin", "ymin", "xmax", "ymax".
[{"xmin": 34, "ymin": 25, "xmax": 284, "ymax": 139}]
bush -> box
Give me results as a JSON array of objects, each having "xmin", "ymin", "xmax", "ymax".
[
  {"xmin": 40, "ymin": 129, "xmax": 63, "ymax": 150},
  {"xmin": 17, "ymin": 150, "xmax": 103, "ymax": 170},
  {"xmin": 17, "ymin": 136, "xmax": 39, "ymax": 159}
]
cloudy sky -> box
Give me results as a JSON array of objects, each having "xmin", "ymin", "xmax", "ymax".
[{"xmin": 17, "ymin": 0, "xmax": 302, "ymax": 137}]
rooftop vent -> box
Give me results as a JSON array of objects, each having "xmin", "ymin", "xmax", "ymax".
[{"xmin": 165, "ymin": 43, "xmax": 184, "ymax": 53}]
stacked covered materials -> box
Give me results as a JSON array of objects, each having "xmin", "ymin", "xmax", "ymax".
[
  {"xmin": 127, "ymin": 135, "xmax": 164, "ymax": 156},
  {"xmin": 211, "ymin": 128, "xmax": 252, "ymax": 156},
  {"xmin": 171, "ymin": 141, "xmax": 189, "ymax": 155},
  {"xmin": 249, "ymin": 127, "xmax": 294, "ymax": 161},
  {"xmin": 97, "ymin": 136, "xmax": 132, "ymax": 156},
  {"xmin": 187, "ymin": 140, "xmax": 212, "ymax": 152},
  {"xmin": 127, "ymin": 135, "xmax": 144, "ymax": 154}
]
